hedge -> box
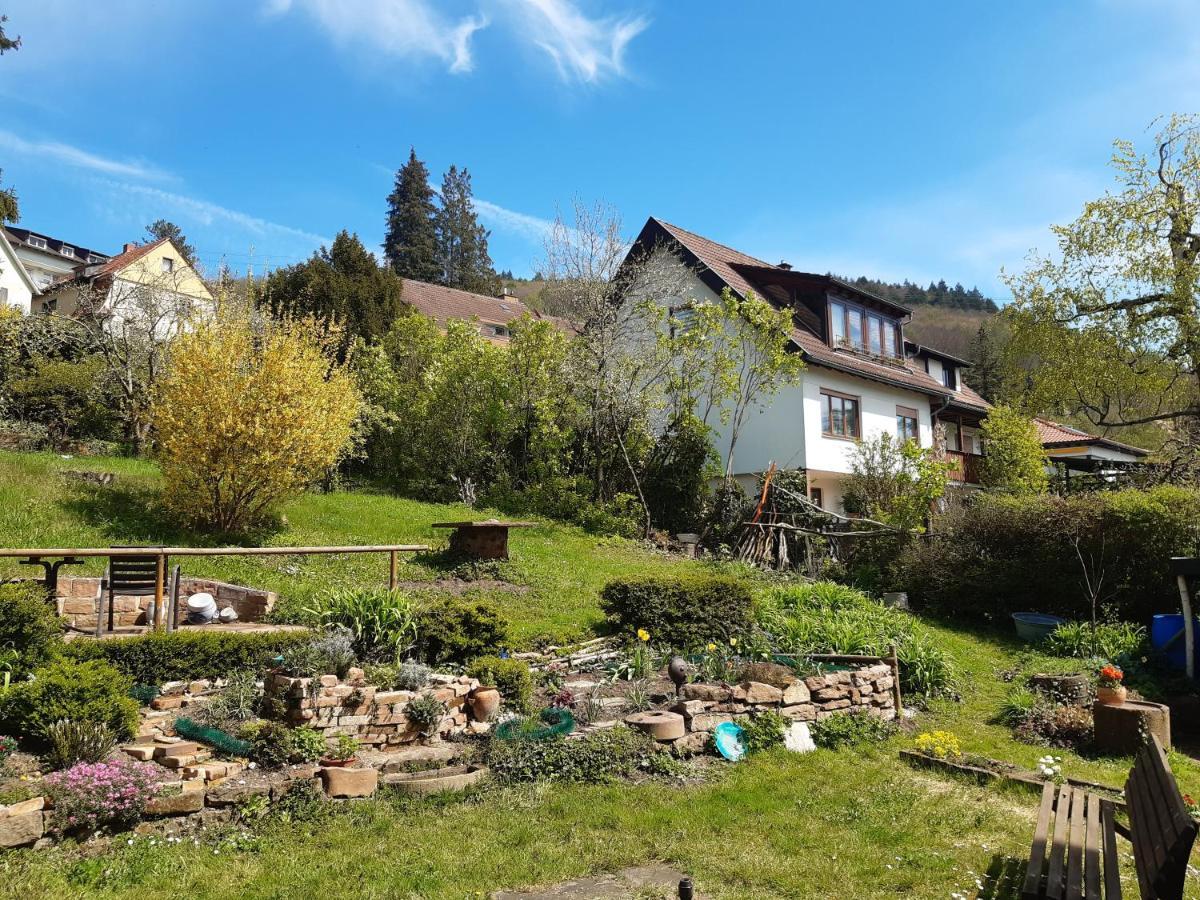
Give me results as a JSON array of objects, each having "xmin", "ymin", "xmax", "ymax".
[
  {"xmin": 895, "ymin": 486, "xmax": 1200, "ymax": 625},
  {"xmin": 61, "ymin": 629, "xmax": 315, "ymax": 685},
  {"xmin": 599, "ymin": 573, "xmax": 754, "ymax": 649}
]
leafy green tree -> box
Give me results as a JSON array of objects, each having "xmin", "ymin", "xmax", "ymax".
[
  {"xmin": 978, "ymin": 404, "xmax": 1048, "ymax": 493},
  {"xmin": 144, "ymin": 219, "xmax": 197, "ymax": 267},
  {"xmin": 0, "ymin": 168, "xmax": 18, "ymax": 223},
  {"xmin": 260, "ymin": 231, "xmax": 406, "ymax": 350},
  {"xmin": 7, "ymin": 355, "xmax": 115, "ymax": 445},
  {"xmin": 0, "ymin": 15, "xmax": 19, "ymax": 55},
  {"xmin": 1003, "ymin": 115, "xmax": 1200, "ymax": 460},
  {"xmin": 384, "ymin": 148, "xmax": 441, "ymax": 283},
  {"xmin": 435, "ymin": 165, "xmax": 496, "ymax": 293},
  {"xmin": 843, "ymin": 432, "xmax": 952, "ymax": 532}
]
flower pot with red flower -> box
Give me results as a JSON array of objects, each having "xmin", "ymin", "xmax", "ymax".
[{"xmin": 1097, "ymin": 664, "xmax": 1126, "ymax": 705}]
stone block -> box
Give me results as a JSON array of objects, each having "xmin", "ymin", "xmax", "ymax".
[
  {"xmin": 151, "ymin": 695, "xmax": 184, "ymax": 711},
  {"xmin": 431, "ymin": 688, "xmax": 457, "ymax": 703},
  {"xmin": 2, "ymin": 797, "xmax": 45, "ymax": 817},
  {"xmin": 819, "ymin": 698, "xmax": 851, "ymax": 711},
  {"xmin": 804, "ymin": 675, "xmax": 827, "ymax": 692},
  {"xmin": 319, "ymin": 766, "xmax": 378, "ymax": 798},
  {"xmin": 122, "ymin": 744, "xmax": 157, "ymax": 761},
  {"xmin": 319, "ymin": 674, "xmax": 339, "ymax": 688},
  {"xmin": 781, "ymin": 682, "xmax": 810, "ymax": 705},
  {"xmin": 780, "ymin": 704, "xmax": 816, "ymax": 721},
  {"xmin": 732, "ymin": 681, "xmax": 783, "ymax": 704},
  {"xmin": 681, "ymin": 683, "xmax": 730, "ymax": 702},
  {"xmin": 205, "ymin": 780, "xmax": 270, "ymax": 807},
  {"xmin": 670, "ymin": 731, "xmax": 711, "ymax": 756},
  {"xmin": 685, "ymin": 713, "xmax": 733, "ymax": 732},
  {"xmin": 346, "ymin": 667, "xmax": 366, "ymax": 686},
  {"xmin": 0, "ymin": 811, "xmax": 44, "ymax": 848},
  {"xmin": 671, "ymin": 700, "xmax": 710, "ymax": 716},
  {"xmin": 814, "ymin": 687, "xmax": 848, "ymax": 702},
  {"xmin": 146, "ymin": 788, "xmax": 204, "ymax": 816},
  {"xmin": 875, "ymin": 676, "xmax": 894, "ymax": 692}
]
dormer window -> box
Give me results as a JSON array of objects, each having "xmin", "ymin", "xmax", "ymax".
[
  {"xmin": 27, "ymin": 235, "xmax": 47, "ymax": 250},
  {"xmin": 60, "ymin": 245, "xmax": 75, "ymax": 258},
  {"xmin": 942, "ymin": 365, "xmax": 957, "ymax": 390},
  {"xmin": 829, "ymin": 298, "xmax": 902, "ymax": 359}
]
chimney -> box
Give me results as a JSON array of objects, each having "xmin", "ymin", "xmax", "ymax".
[
  {"xmin": 123, "ymin": 242, "xmax": 137, "ymax": 253},
  {"xmin": 777, "ymin": 260, "xmax": 793, "ymax": 271},
  {"xmin": 498, "ymin": 286, "xmax": 515, "ymax": 298}
]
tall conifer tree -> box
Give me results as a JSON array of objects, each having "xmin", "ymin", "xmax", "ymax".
[
  {"xmin": 435, "ymin": 165, "xmax": 496, "ymax": 293},
  {"xmin": 384, "ymin": 149, "xmax": 440, "ymax": 283}
]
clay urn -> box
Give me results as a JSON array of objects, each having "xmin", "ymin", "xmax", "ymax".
[{"xmin": 468, "ymin": 685, "xmax": 502, "ymax": 721}]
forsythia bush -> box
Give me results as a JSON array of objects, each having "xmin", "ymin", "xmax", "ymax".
[{"xmin": 152, "ymin": 312, "xmax": 359, "ymax": 532}]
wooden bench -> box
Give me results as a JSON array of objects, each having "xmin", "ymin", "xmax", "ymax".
[{"xmin": 1022, "ymin": 736, "xmax": 1197, "ymax": 899}]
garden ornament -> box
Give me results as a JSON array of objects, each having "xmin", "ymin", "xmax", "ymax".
[{"xmin": 667, "ymin": 655, "xmax": 689, "ymax": 696}]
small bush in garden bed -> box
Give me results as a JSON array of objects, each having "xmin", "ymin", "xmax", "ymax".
[
  {"xmin": 810, "ymin": 710, "xmax": 896, "ymax": 750},
  {"xmin": 466, "ymin": 656, "xmax": 532, "ymax": 712},
  {"xmin": 913, "ymin": 730, "xmax": 962, "ymax": 761},
  {"xmin": 279, "ymin": 626, "xmax": 356, "ymax": 678},
  {"xmin": 0, "ymin": 658, "xmax": 140, "ymax": 743},
  {"xmin": 62, "ymin": 629, "xmax": 315, "ymax": 684},
  {"xmin": 405, "ymin": 695, "xmax": 447, "ymax": 737},
  {"xmin": 1013, "ymin": 702, "xmax": 1093, "ymax": 750},
  {"xmin": 0, "ymin": 580, "xmax": 63, "ymax": 677},
  {"xmin": 413, "ymin": 596, "xmax": 508, "ymax": 665},
  {"xmin": 599, "ymin": 574, "xmax": 754, "ymax": 650},
  {"xmin": 44, "ymin": 758, "xmax": 163, "ymax": 833},
  {"xmin": 361, "ymin": 660, "xmax": 431, "ymax": 691},
  {"xmin": 241, "ymin": 722, "xmax": 327, "ymax": 769},
  {"xmin": 304, "ymin": 588, "xmax": 419, "ymax": 661},
  {"xmin": 740, "ymin": 710, "xmax": 789, "ymax": 754},
  {"xmin": 1045, "ymin": 621, "xmax": 1146, "ymax": 661},
  {"xmin": 485, "ymin": 725, "xmax": 657, "ymax": 783},
  {"xmin": 46, "ymin": 720, "xmax": 117, "ymax": 769}
]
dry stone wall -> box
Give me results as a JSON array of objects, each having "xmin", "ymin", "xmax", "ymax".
[{"xmin": 55, "ymin": 575, "xmax": 276, "ymax": 629}]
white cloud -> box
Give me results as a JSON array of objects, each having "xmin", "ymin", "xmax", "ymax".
[
  {"xmin": 0, "ymin": 129, "xmax": 169, "ymax": 181},
  {"xmin": 266, "ymin": 0, "xmax": 488, "ymax": 74},
  {"xmin": 508, "ymin": 0, "xmax": 649, "ymax": 83},
  {"xmin": 475, "ymin": 198, "xmax": 557, "ymax": 242}
]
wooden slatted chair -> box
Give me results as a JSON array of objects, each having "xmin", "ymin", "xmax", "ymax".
[
  {"xmin": 94, "ymin": 550, "xmax": 163, "ymax": 635},
  {"xmin": 1022, "ymin": 736, "xmax": 1197, "ymax": 899}
]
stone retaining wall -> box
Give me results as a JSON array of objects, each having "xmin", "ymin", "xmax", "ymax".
[
  {"xmin": 55, "ymin": 575, "xmax": 276, "ymax": 629},
  {"xmin": 264, "ymin": 669, "xmax": 488, "ymax": 748}
]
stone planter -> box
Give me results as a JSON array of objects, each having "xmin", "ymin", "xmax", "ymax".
[
  {"xmin": 319, "ymin": 765, "xmax": 379, "ymax": 798},
  {"xmin": 382, "ymin": 764, "xmax": 488, "ymax": 795},
  {"xmin": 624, "ymin": 710, "xmax": 686, "ymax": 741},
  {"xmin": 467, "ymin": 686, "xmax": 501, "ymax": 722},
  {"xmin": 1097, "ymin": 685, "xmax": 1127, "ymax": 706}
]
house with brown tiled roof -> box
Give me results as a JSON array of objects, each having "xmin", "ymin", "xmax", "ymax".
[
  {"xmin": 401, "ymin": 278, "xmax": 574, "ymax": 344},
  {"xmin": 1033, "ymin": 417, "xmax": 1150, "ymax": 485},
  {"xmin": 622, "ymin": 217, "xmax": 993, "ymax": 512}
]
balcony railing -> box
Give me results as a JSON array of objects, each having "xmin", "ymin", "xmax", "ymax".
[{"xmin": 946, "ymin": 450, "xmax": 984, "ymax": 484}]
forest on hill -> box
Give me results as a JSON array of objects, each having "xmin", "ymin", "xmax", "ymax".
[{"xmin": 839, "ymin": 275, "xmax": 1000, "ymax": 313}]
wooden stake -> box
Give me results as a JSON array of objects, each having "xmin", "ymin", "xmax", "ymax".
[
  {"xmin": 154, "ymin": 554, "xmax": 165, "ymax": 632},
  {"xmin": 888, "ymin": 643, "xmax": 903, "ymax": 715},
  {"xmin": 389, "ymin": 549, "xmax": 398, "ymax": 591}
]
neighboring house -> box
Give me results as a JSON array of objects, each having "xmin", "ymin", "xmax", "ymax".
[
  {"xmin": 622, "ymin": 218, "xmax": 992, "ymax": 513},
  {"xmin": 3, "ymin": 225, "xmax": 110, "ymax": 293},
  {"xmin": 0, "ymin": 227, "xmax": 39, "ymax": 314},
  {"xmin": 38, "ymin": 238, "xmax": 213, "ymax": 330},
  {"xmin": 1035, "ymin": 418, "xmax": 1150, "ymax": 485},
  {"xmin": 401, "ymin": 278, "xmax": 571, "ymax": 344}
]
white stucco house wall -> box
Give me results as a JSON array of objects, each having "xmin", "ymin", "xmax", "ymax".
[
  {"xmin": 621, "ymin": 217, "xmax": 993, "ymax": 513},
  {"xmin": 3, "ymin": 226, "xmax": 110, "ymax": 294},
  {"xmin": 0, "ymin": 227, "xmax": 38, "ymax": 314}
]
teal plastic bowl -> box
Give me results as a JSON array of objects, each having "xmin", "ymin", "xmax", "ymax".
[{"xmin": 1012, "ymin": 612, "xmax": 1065, "ymax": 643}]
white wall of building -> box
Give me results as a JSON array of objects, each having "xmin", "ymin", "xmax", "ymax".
[{"xmin": 0, "ymin": 236, "xmax": 35, "ymax": 314}]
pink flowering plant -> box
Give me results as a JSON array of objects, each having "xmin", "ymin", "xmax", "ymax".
[
  {"xmin": 43, "ymin": 758, "xmax": 163, "ymax": 832},
  {"xmin": 0, "ymin": 734, "xmax": 16, "ymax": 764}
]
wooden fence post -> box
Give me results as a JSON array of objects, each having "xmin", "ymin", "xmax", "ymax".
[
  {"xmin": 389, "ymin": 550, "xmax": 398, "ymax": 591},
  {"xmin": 154, "ymin": 553, "xmax": 166, "ymax": 632},
  {"xmin": 887, "ymin": 643, "xmax": 903, "ymax": 716}
]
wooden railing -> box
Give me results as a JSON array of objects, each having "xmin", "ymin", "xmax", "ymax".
[{"xmin": 946, "ymin": 450, "xmax": 984, "ymax": 484}]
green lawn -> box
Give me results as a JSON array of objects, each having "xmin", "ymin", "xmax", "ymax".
[{"xmin": 0, "ymin": 450, "xmax": 1197, "ymax": 898}]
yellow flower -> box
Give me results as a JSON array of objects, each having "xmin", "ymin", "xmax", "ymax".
[
  {"xmin": 637, "ymin": 628, "xmax": 650, "ymax": 642},
  {"xmin": 729, "ymin": 637, "xmax": 739, "ymax": 647},
  {"xmin": 706, "ymin": 642, "xmax": 717, "ymax": 652}
]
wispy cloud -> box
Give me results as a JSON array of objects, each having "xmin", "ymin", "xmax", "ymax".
[
  {"xmin": 267, "ymin": 0, "xmax": 488, "ymax": 74},
  {"xmin": 265, "ymin": 0, "xmax": 649, "ymax": 83},
  {"xmin": 102, "ymin": 180, "xmax": 332, "ymax": 247},
  {"xmin": 475, "ymin": 198, "xmax": 557, "ymax": 242},
  {"xmin": 508, "ymin": 0, "xmax": 648, "ymax": 83},
  {"xmin": 0, "ymin": 129, "xmax": 170, "ymax": 181}
]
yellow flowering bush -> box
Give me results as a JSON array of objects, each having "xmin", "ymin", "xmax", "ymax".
[
  {"xmin": 914, "ymin": 730, "xmax": 962, "ymax": 760},
  {"xmin": 152, "ymin": 312, "xmax": 359, "ymax": 532}
]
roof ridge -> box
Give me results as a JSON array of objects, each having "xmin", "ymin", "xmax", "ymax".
[
  {"xmin": 402, "ymin": 277, "xmax": 510, "ymax": 304},
  {"xmin": 652, "ymin": 218, "xmax": 777, "ymax": 268}
]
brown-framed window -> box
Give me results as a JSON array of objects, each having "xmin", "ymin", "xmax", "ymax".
[
  {"xmin": 821, "ymin": 390, "xmax": 861, "ymax": 439},
  {"xmin": 942, "ymin": 364, "xmax": 957, "ymax": 390},
  {"xmin": 810, "ymin": 487, "xmax": 823, "ymax": 509},
  {"xmin": 896, "ymin": 405, "xmax": 919, "ymax": 445},
  {"xmin": 827, "ymin": 298, "xmax": 902, "ymax": 359}
]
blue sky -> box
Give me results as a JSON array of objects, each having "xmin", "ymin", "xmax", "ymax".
[{"xmin": 1, "ymin": 0, "xmax": 1197, "ymax": 297}]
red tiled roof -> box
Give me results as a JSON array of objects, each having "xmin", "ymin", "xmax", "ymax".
[
  {"xmin": 48, "ymin": 238, "xmax": 168, "ymax": 288},
  {"xmin": 1033, "ymin": 418, "xmax": 1149, "ymax": 456},
  {"xmin": 400, "ymin": 279, "xmax": 577, "ymax": 339},
  {"xmin": 649, "ymin": 217, "xmax": 990, "ymax": 413}
]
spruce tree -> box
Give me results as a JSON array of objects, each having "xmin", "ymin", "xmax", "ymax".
[
  {"xmin": 145, "ymin": 219, "xmax": 197, "ymax": 266},
  {"xmin": 384, "ymin": 149, "xmax": 440, "ymax": 283},
  {"xmin": 435, "ymin": 165, "xmax": 496, "ymax": 293}
]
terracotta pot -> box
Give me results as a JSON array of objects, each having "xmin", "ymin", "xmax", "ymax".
[
  {"xmin": 468, "ymin": 685, "xmax": 501, "ymax": 722},
  {"xmin": 1097, "ymin": 685, "xmax": 1127, "ymax": 706},
  {"xmin": 319, "ymin": 756, "xmax": 357, "ymax": 768}
]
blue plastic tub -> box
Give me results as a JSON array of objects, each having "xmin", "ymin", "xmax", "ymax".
[
  {"xmin": 1012, "ymin": 612, "xmax": 1066, "ymax": 643},
  {"xmin": 1151, "ymin": 614, "xmax": 1199, "ymax": 671}
]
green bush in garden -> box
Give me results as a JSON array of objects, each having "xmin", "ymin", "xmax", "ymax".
[
  {"xmin": 599, "ymin": 573, "xmax": 754, "ymax": 649},
  {"xmin": 466, "ymin": 655, "xmax": 533, "ymax": 712},
  {"xmin": 0, "ymin": 580, "xmax": 63, "ymax": 676},
  {"xmin": 413, "ymin": 597, "xmax": 508, "ymax": 665},
  {"xmin": 0, "ymin": 658, "xmax": 140, "ymax": 743},
  {"xmin": 62, "ymin": 629, "xmax": 314, "ymax": 684},
  {"xmin": 485, "ymin": 725, "xmax": 655, "ymax": 783}
]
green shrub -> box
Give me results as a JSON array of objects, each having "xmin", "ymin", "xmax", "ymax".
[
  {"xmin": 0, "ymin": 658, "xmax": 139, "ymax": 743},
  {"xmin": 757, "ymin": 582, "xmax": 956, "ymax": 700},
  {"xmin": 194, "ymin": 670, "xmax": 262, "ymax": 733},
  {"xmin": 896, "ymin": 487, "xmax": 1200, "ymax": 624},
  {"xmin": 303, "ymin": 588, "xmax": 419, "ymax": 661},
  {"xmin": 809, "ymin": 709, "xmax": 896, "ymax": 750},
  {"xmin": 599, "ymin": 574, "xmax": 754, "ymax": 649},
  {"xmin": 740, "ymin": 710, "xmax": 789, "ymax": 754},
  {"xmin": 279, "ymin": 626, "xmax": 356, "ymax": 678},
  {"xmin": 405, "ymin": 695, "xmax": 447, "ymax": 736},
  {"xmin": 0, "ymin": 581, "xmax": 63, "ymax": 676},
  {"xmin": 1045, "ymin": 621, "xmax": 1147, "ymax": 660},
  {"xmin": 62, "ymin": 629, "xmax": 314, "ymax": 684},
  {"xmin": 287, "ymin": 726, "xmax": 328, "ymax": 763},
  {"xmin": 414, "ymin": 597, "xmax": 508, "ymax": 665},
  {"xmin": 241, "ymin": 722, "xmax": 329, "ymax": 768},
  {"xmin": 466, "ymin": 656, "xmax": 533, "ymax": 712},
  {"xmin": 486, "ymin": 725, "xmax": 655, "ymax": 783},
  {"xmin": 45, "ymin": 719, "xmax": 116, "ymax": 769}
]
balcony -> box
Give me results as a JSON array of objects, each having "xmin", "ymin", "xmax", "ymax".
[{"xmin": 946, "ymin": 450, "xmax": 983, "ymax": 484}]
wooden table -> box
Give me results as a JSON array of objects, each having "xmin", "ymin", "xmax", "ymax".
[{"xmin": 429, "ymin": 521, "xmax": 536, "ymax": 560}]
